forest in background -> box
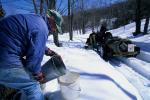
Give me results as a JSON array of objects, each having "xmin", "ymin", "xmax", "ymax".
[{"xmin": 1, "ymin": 0, "xmax": 150, "ymax": 45}]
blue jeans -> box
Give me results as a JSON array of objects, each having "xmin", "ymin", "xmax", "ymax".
[{"xmin": 0, "ymin": 67, "xmax": 45, "ymax": 100}]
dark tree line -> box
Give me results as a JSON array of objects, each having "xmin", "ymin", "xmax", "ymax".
[
  {"xmin": 126, "ymin": 0, "xmax": 150, "ymax": 35},
  {"xmin": 65, "ymin": 0, "xmax": 150, "ymax": 37},
  {"xmin": 2, "ymin": 0, "xmax": 150, "ymax": 41}
]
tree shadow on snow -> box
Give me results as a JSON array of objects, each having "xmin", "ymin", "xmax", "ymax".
[
  {"xmin": 109, "ymin": 58, "xmax": 123, "ymax": 67},
  {"xmin": 128, "ymin": 34, "xmax": 143, "ymax": 39},
  {"xmin": 80, "ymin": 72, "xmax": 137, "ymax": 100},
  {"xmin": 133, "ymin": 42, "xmax": 150, "ymax": 52}
]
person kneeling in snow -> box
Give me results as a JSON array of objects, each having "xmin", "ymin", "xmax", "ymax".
[
  {"xmin": 85, "ymin": 31, "xmax": 98, "ymax": 49},
  {"xmin": 0, "ymin": 9, "xmax": 63, "ymax": 100}
]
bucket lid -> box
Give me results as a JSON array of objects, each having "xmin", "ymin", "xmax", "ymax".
[{"xmin": 58, "ymin": 71, "xmax": 80, "ymax": 85}]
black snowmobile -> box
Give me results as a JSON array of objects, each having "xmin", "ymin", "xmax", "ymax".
[
  {"xmin": 97, "ymin": 32, "xmax": 140, "ymax": 60},
  {"xmin": 85, "ymin": 32, "xmax": 140, "ymax": 60}
]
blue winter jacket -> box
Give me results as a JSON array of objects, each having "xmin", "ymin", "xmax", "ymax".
[{"xmin": 0, "ymin": 14, "xmax": 49, "ymax": 74}]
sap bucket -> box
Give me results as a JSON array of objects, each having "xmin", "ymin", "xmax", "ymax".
[
  {"xmin": 41, "ymin": 55, "xmax": 66, "ymax": 83},
  {"xmin": 58, "ymin": 71, "xmax": 81, "ymax": 100}
]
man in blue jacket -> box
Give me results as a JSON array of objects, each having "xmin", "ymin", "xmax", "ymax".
[{"xmin": 0, "ymin": 10, "xmax": 63, "ymax": 100}]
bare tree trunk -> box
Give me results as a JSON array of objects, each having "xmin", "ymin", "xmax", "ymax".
[
  {"xmin": 91, "ymin": 19, "xmax": 94, "ymax": 32},
  {"xmin": 134, "ymin": 0, "xmax": 141, "ymax": 36},
  {"xmin": 32, "ymin": 0, "xmax": 38, "ymax": 14},
  {"xmin": 40, "ymin": 0, "xmax": 44, "ymax": 15},
  {"xmin": 144, "ymin": 14, "xmax": 150, "ymax": 34},
  {"xmin": 45, "ymin": 0, "xmax": 49, "ymax": 7},
  {"xmin": 48, "ymin": 0, "xmax": 56, "ymax": 9},
  {"xmin": 82, "ymin": 18, "xmax": 85, "ymax": 34},
  {"xmin": 68, "ymin": 0, "xmax": 74, "ymax": 40},
  {"xmin": 68, "ymin": 0, "xmax": 72, "ymax": 40},
  {"xmin": 81, "ymin": 0, "xmax": 85, "ymax": 34},
  {"xmin": 79, "ymin": 27, "xmax": 82, "ymax": 34},
  {"xmin": 70, "ymin": 0, "xmax": 74, "ymax": 40}
]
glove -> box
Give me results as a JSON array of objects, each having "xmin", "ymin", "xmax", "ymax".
[
  {"xmin": 45, "ymin": 48, "xmax": 59, "ymax": 56},
  {"xmin": 33, "ymin": 72, "xmax": 45, "ymax": 84}
]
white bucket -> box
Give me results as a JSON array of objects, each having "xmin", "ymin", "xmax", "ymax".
[{"xmin": 58, "ymin": 71, "xmax": 81, "ymax": 100}]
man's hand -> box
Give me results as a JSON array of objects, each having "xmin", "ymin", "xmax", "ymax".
[
  {"xmin": 33, "ymin": 72, "xmax": 45, "ymax": 84},
  {"xmin": 45, "ymin": 48, "xmax": 59, "ymax": 56}
]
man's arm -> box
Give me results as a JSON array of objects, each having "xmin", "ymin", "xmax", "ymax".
[{"xmin": 25, "ymin": 29, "xmax": 47, "ymax": 75}]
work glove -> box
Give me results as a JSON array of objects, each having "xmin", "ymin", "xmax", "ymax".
[
  {"xmin": 33, "ymin": 72, "xmax": 45, "ymax": 84},
  {"xmin": 45, "ymin": 48, "xmax": 59, "ymax": 56}
]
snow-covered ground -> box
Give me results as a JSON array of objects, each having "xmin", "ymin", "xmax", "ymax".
[{"xmin": 42, "ymin": 20, "xmax": 150, "ymax": 100}]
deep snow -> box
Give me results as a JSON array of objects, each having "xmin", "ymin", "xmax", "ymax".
[
  {"xmin": 41, "ymin": 19, "xmax": 150, "ymax": 99},
  {"xmin": 41, "ymin": 19, "xmax": 150, "ymax": 100},
  {"xmin": 42, "ymin": 36, "xmax": 142, "ymax": 100}
]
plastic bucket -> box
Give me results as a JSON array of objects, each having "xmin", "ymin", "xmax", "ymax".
[{"xmin": 58, "ymin": 71, "xmax": 81, "ymax": 100}]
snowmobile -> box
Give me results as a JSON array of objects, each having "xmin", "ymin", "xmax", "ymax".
[
  {"xmin": 0, "ymin": 55, "xmax": 66, "ymax": 100},
  {"xmin": 97, "ymin": 32, "xmax": 140, "ymax": 60},
  {"xmin": 85, "ymin": 32, "xmax": 140, "ymax": 60}
]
